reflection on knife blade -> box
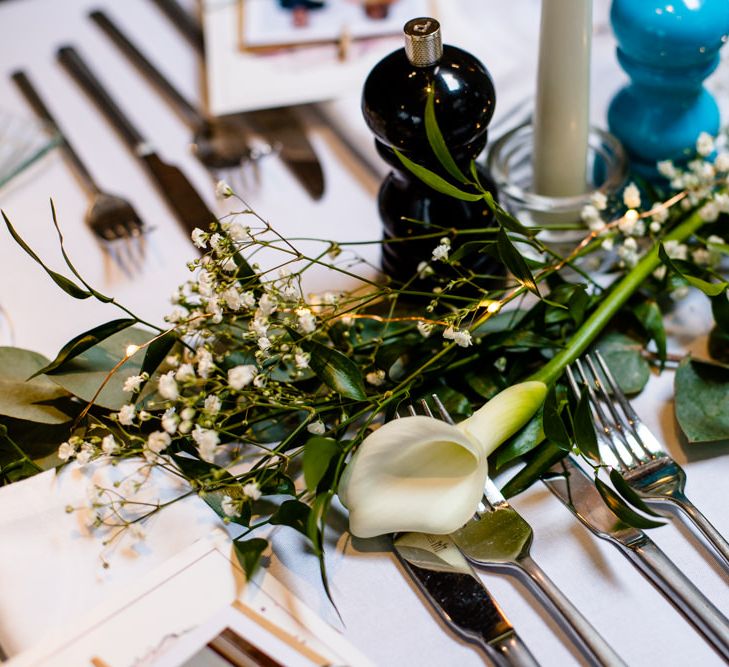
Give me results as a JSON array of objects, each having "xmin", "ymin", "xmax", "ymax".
[
  {"xmin": 393, "ymin": 532, "xmax": 540, "ymax": 666},
  {"xmin": 150, "ymin": 0, "xmax": 325, "ymax": 200}
]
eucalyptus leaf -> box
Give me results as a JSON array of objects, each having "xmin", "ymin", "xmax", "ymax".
[
  {"xmin": 0, "ymin": 347, "xmax": 74, "ymax": 424},
  {"xmin": 140, "ymin": 330, "xmax": 178, "ymax": 382},
  {"xmin": 47, "ymin": 327, "xmax": 157, "ymax": 410},
  {"xmin": 393, "ymin": 148, "xmax": 483, "ymax": 202},
  {"xmin": 595, "ymin": 477, "xmax": 665, "ymax": 529},
  {"xmin": 675, "ymin": 357, "xmax": 729, "ymax": 443},
  {"xmin": 35, "ymin": 318, "xmax": 137, "ymax": 377},
  {"xmin": 300, "ymin": 338, "xmax": 367, "ymax": 400},
  {"xmin": 233, "ymin": 538, "xmax": 268, "ymax": 580},
  {"xmin": 424, "ymin": 89, "xmax": 468, "ymax": 184},
  {"xmin": 483, "ymin": 193, "xmax": 532, "ymax": 236},
  {"xmin": 542, "ymin": 385, "xmax": 571, "ymax": 450},
  {"xmin": 2, "ymin": 211, "xmax": 92, "ymax": 300},
  {"xmin": 303, "ymin": 436, "xmax": 340, "ymax": 493},
  {"xmin": 595, "ymin": 332, "xmax": 650, "ymax": 395},
  {"xmin": 497, "ymin": 229, "xmax": 539, "ymax": 295}
]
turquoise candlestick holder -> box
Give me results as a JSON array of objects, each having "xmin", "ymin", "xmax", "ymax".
[{"xmin": 608, "ymin": 0, "xmax": 729, "ymax": 179}]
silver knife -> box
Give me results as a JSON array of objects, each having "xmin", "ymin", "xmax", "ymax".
[
  {"xmin": 542, "ymin": 456, "xmax": 729, "ymax": 662},
  {"xmin": 56, "ymin": 45, "xmax": 215, "ymax": 243},
  {"xmin": 393, "ymin": 532, "xmax": 540, "ymax": 666},
  {"xmin": 150, "ymin": 0, "xmax": 325, "ymax": 200}
]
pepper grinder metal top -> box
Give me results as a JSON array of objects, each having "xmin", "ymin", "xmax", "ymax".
[{"xmin": 403, "ymin": 17, "xmax": 443, "ymax": 67}]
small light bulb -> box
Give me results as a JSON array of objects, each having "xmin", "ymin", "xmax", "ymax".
[{"xmin": 126, "ymin": 344, "xmax": 139, "ymax": 357}]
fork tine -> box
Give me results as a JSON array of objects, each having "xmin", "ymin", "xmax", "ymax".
[
  {"xmin": 585, "ymin": 355, "xmax": 653, "ymax": 464},
  {"xmin": 430, "ymin": 394, "xmax": 455, "ymax": 425},
  {"xmin": 573, "ymin": 359, "xmax": 632, "ymax": 470}
]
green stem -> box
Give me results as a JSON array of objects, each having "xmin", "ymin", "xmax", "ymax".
[{"xmin": 530, "ymin": 210, "xmax": 705, "ymax": 386}]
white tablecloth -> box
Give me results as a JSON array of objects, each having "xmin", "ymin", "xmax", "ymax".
[{"xmin": 0, "ymin": 1, "xmax": 727, "ymax": 665}]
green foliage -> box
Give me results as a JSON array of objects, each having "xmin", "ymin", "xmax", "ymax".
[
  {"xmin": 596, "ymin": 332, "xmax": 650, "ymax": 395},
  {"xmin": 674, "ymin": 357, "xmax": 729, "ymax": 443},
  {"xmin": 393, "ymin": 148, "xmax": 483, "ymax": 201},
  {"xmin": 594, "ymin": 477, "xmax": 665, "ymax": 529},
  {"xmin": 299, "ymin": 337, "xmax": 367, "ymax": 401},
  {"xmin": 233, "ymin": 538, "xmax": 268, "ymax": 579},
  {"xmin": 303, "ymin": 437, "xmax": 340, "ymax": 493}
]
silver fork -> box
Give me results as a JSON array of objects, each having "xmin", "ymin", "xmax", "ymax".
[
  {"xmin": 570, "ymin": 352, "xmax": 729, "ymax": 570},
  {"xmin": 11, "ymin": 70, "xmax": 145, "ymax": 275},
  {"xmin": 415, "ymin": 396, "xmax": 626, "ymax": 667}
]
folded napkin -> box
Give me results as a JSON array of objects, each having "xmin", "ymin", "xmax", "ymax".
[{"xmin": 0, "ymin": 461, "xmax": 222, "ymax": 657}]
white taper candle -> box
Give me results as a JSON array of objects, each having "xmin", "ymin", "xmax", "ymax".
[{"xmin": 532, "ymin": 0, "xmax": 592, "ymax": 197}]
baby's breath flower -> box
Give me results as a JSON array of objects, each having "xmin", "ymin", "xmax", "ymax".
[
  {"xmin": 294, "ymin": 350, "xmax": 310, "ymax": 369},
  {"xmin": 649, "ymin": 220, "xmax": 662, "ymax": 234},
  {"xmin": 101, "ymin": 434, "xmax": 118, "ymax": 455},
  {"xmin": 209, "ymin": 233, "xmax": 224, "ymax": 253},
  {"xmin": 253, "ymin": 374, "xmax": 267, "ymax": 388},
  {"xmin": 715, "ymin": 152, "xmax": 729, "ymax": 173},
  {"xmin": 243, "ymin": 482, "xmax": 262, "ymax": 501},
  {"xmin": 118, "ymin": 404, "xmax": 136, "ymax": 426},
  {"xmin": 196, "ymin": 348, "xmax": 214, "ymax": 378},
  {"xmin": 161, "ymin": 408, "xmax": 178, "ymax": 434},
  {"xmin": 147, "ymin": 431, "xmax": 171, "ymax": 454},
  {"xmin": 158, "ymin": 371, "xmax": 179, "ymax": 401},
  {"xmin": 416, "ymin": 261, "xmax": 435, "ymax": 278},
  {"xmin": 715, "ymin": 193, "xmax": 729, "ymax": 213},
  {"xmin": 181, "ymin": 407, "xmax": 196, "ymax": 421},
  {"xmin": 76, "ymin": 443, "xmax": 94, "ymax": 466},
  {"xmin": 221, "ymin": 495, "xmax": 240, "ymax": 517},
  {"xmin": 657, "ymin": 160, "xmax": 678, "ymax": 179},
  {"xmin": 228, "ymin": 364, "xmax": 257, "ymax": 390},
  {"xmin": 581, "ymin": 204, "xmax": 600, "ymax": 224},
  {"xmin": 215, "ymin": 180, "xmax": 233, "ymax": 198},
  {"xmin": 175, "ymin": 363, "xmax": 195, "ymax": 382},
  {"xmin": 590, "ymin": 191, "xmax": 608, "ymax": 211},
  {"xmin": 443, "ymin": 326, "xmax": 472, "ymax": 348},
  {"xmin": 226, "ymin": 221, "xmax": 250, "ymax": 242},
  {"xmin": 366, "ymin": 369, "xmax": 386, "ymax": 386},
  {"xmin": 296, "ymin": 308, "xmax": 316, "ymax": 334},
  {"xmin": 696, "ymin": 131, "xmax": 714, "ymax": 157},
  {"xmin": 204, "ymin": 395, "xmax": 222, "ymax": 414},
  {"xmin": 123, "ymin": 373, "xmax": 147, "ymax": 393},
  {"xmin": 431, "ymin": 237, "xmax": 451, "ymax": 262},
  {"xmin": 178, "ymin": 420, "xmax": 192, "ymax": 435},
  {"xmin": 191, "ymin": 228, "xmax": 207, "ymax": 249},
  {"xmin": 192, "ymin": 426, "xmax": 219, "ymax": 463},
  {"xmin": 653, "ymin": 266, "xmax": 667, "ymax": 280},
  {"xmin": 700, "ymin": 200, "xmax": 720, "ymax": 222},
  {"xmin": 222, "ymin": 286, "xmax": 243, "ymax": 310},
  {"xmin": 622, "ymin": 182, "xmax": 641, "ymax": 209},
  {"xmin": 618, "ymin": 209, "xmax": 640, "ymax": 235},
  {"xmin": 250, "ymin": 316, "xmax": 268, "ymax": 337},
  {"xmin": 258, "ymin": 336, "xmax": 272, "ymax": 352},
  {"xmin": 258, "ymin": 293, "xmax": 277, "ymax": 317},
  {"xmin": 240, "ymin": 291, "xmax": 256, "ymax": 309},
  {"xmin": 307, "ymin": 420, "xmax": 326, "ymax": 435},
  {"xmin": 602, "ymin": 237, "xmax": 615, "ymax": 251},
  {"xmin": 417, "ymin": 320, "xmax": 433, "ymax": 338},
  {"xmin": 165, "ymin": 307, "xmax": 187, "ymax": 324},
  {"xmin": 663, "ymin": 239, "xmax": 688, "ymax": 260},
  {"xmin": 58, "ymin": 441, "xmax": 75, "ymax": 461},
  {"xmin": 692, "ymin": 247, "xmax": 711, "ymax": 265}
]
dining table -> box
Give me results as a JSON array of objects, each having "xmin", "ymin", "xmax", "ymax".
[{"xmin": 0, "ymin": 0, "xmax": 727, "ymax": 665}]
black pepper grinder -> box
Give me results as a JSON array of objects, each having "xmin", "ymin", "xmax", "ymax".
[{"xmin": 362, "ymin": 17, "xmax": 499, "ymax": 288}]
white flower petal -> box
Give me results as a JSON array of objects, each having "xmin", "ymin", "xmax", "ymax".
[{"xmin": 339, "ymin": 417, "xmax": 487, "ymax": 538}]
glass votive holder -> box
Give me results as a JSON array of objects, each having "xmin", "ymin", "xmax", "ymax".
[{"xmin": 486, "ymin": 122, "xmax": 628, "ymax": 254}]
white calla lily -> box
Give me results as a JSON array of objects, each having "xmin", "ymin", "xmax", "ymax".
[{"xmin": 339, "ymin": 381, "xmax": 547, "ymax": 538}]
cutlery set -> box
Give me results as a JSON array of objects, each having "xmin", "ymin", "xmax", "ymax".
[
  {"xmin": 396, "ymin": 362, "xmax": 729, "ymax": 666},
  {"xmin": 10, "ymin": 1, "xmax": 324, "ymax": 274}
]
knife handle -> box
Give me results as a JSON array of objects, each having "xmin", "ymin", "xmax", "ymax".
[
  {"xmin": 625, "ymin": 537, "xmax": 729, "ymax": 661},
  {"xmin": 10, "ymin": 70, "xmax": 100, "ymax": 196},
  {"xmin": 490, "ymin": 632, "xmax": 541, "ymax": 667},
  {"xmin": 517, "ymin": 556, "xmax": 626, "ymax": 667},
  {"xmin": 57, "ymin": 45, "xmax": 147, "ymax": 152},
  {"xmin": 89, "ymin": 10, "xmax": 206, "ymax": 130}
]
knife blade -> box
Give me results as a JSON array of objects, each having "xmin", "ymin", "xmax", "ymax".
[
  {"xmin": 149, "ymin": 0, "xmax": 325, "ymax": 200},
  {"xmin": 56, "ymin": 45, "xmax": 215, "ymax": 243},
  {"xmin": 542, "ymin": 456, "xmax": 729, "ymax": 661},
  {"xmin": 393, "ymin": 532, "xmax": 540, "ymax": 666}
]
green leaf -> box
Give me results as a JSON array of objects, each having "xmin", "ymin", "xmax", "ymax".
[
  {"xmin": 47, "ymin": 327, "xmax": 157, "ymax": 410},
  {"xmin": 424, "ymin": 89, "xmax": 468, "ymax": 184},
  {"xmin": 595, "ymin": 332, "xmax": 650, "ymax": 395},
  {"xmin": 708, "ymin": 326, "xmax": 729, "ymax": 364},
  {"xmin": 34, "ymin": 318, "xmax": 137, "ymax": 377},
  {"xmin": 269, "ymin": 499, "xmax": 311, "ymax": 536},
  {"xmin": 140, "ymin": 330, "xmax": 178, "ymax": 380},
  {"xmin": 711, "ymin": 293, "xmax": 729, "ymax": 334},
  {"xmin": 542, "ymin": 385, "xmax": 571, "ymax": 450},
  {"xmin": 303, "ymin": 436, "xmax": 340, "ymax": 493},
  {"xmin": 258, "ymin": 471, "xmax": 296, "ymax": 496},
  {"xmin": 300, "ymin": 338, "xmax": 366, "ymax": 400},
  {"xmin": 634, "ymin": 301, "xmax": 667, "ymax": 367},
  {"xmin": 233, "ymin": 538, "xmax": 268, "ymax": 580},
  {"xmin": 497, "ymin": 229, "xmax": 539, "ymax": 295},
  {"xmin": 483, "ymin": 192, "xmax": 532, "ymax": 236},
  {"xmin": 573, "ymin": 391, "xmax": 599, "ymax": 460},
  {"xmin": 393, "ymin": 148, "xmax": 483, "ymax": 201},
  {"xmin": 595, "ymin": 477, "xmax": 665, "ymax": 529},
  {"xmin": 465, "ymin": 368, "xmax": 504, "ymax": 400},
  {"xmin": 674, "ymin": 357, "xmax": 729, "ymax": 443},
  {"xmin": 2, "ymin": 211, "xmax": 92, "ymax": 300},
  {"xmin": 608, "ymin": 469, "xmax": 663, "ymax": 518},
  {"xmin": 493, "ymin": 407, "xmax": 544, "ymax": 469},
  {"xmin": 0, "ymin": 348, "xmax": 74, "ymax": 424},
  {"xmin": 659, "ymin": 245, "xmax": 728, "ymax": 297},
  {"xmin": 503, "ymin": 440, "xmax": 567, "ymax": 498}
]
